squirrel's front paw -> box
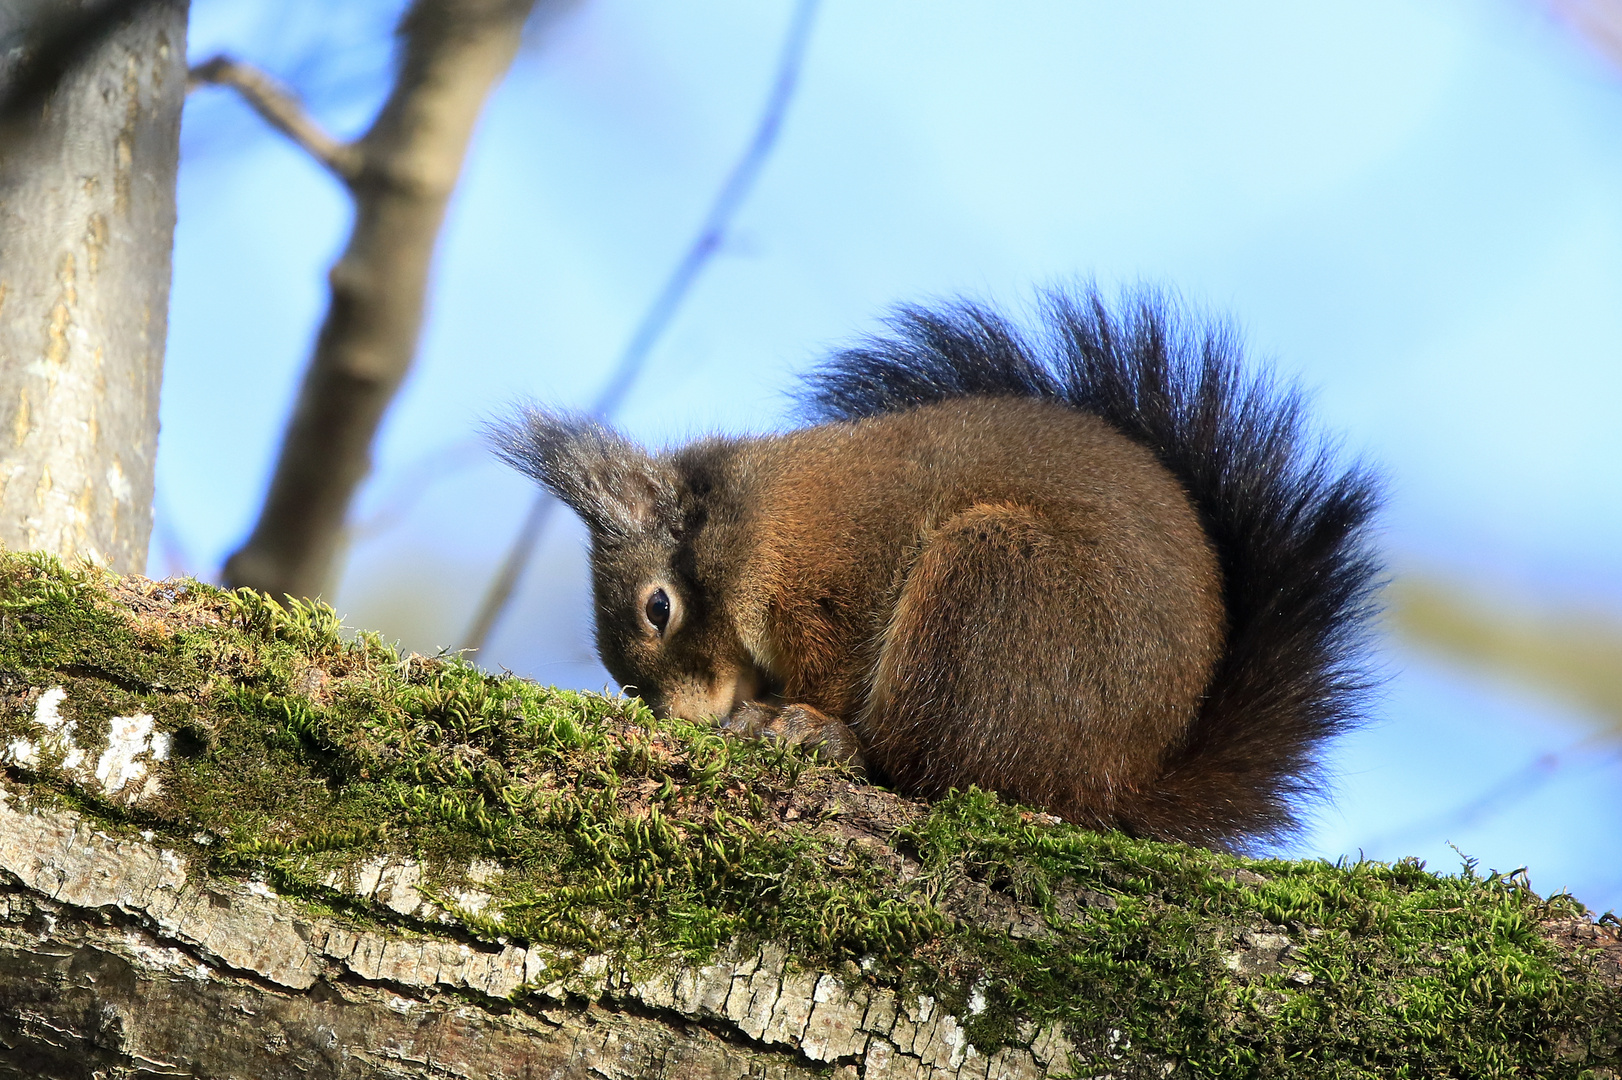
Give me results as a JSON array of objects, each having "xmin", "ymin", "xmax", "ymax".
[{"xmin": 720, "ymin": 702, "xmax": 865, "ymax": 769}]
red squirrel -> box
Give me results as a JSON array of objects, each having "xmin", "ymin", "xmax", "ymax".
[{"xmin": 494, "ymin": 290, "xmax": 1381, "ymax": 848}]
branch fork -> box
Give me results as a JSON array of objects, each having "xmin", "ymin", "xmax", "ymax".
[{"xmin": 188, "ymin": 55, "xmax": 363, "ymax": 184}]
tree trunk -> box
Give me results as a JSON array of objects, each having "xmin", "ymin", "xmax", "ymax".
[
  {"xmin": 0, "ymin": 0, "xmax": 188, "ymax": 574},
  {"xmin": 0, "ymin": 553, "xmax": 1617, "ymax": 1078}
]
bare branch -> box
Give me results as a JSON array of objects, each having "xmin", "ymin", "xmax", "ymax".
[
  {"xmin": 1363, "ymin": 733, "xmax": 1622, "ymax": 851},
  {"xmin": 349, "ymin": 437, "xmax": 486, "ymax": 539},
  {"xmin": 1376, "ymin": 573, "xmax": 1622, "ymax": 850},
  {"xmin": 188, "ymin": 55, "xmax": 362, "ymax": 184},
  {"xmin": 589, "ymin": 0, "xmax": 822, "ymax": 422},
  {"xmin": 460, "ymin": 493, "xmax": 562, "ymax": 652},
  {"xmin": 222, "ymin": 0, "xmax": 543, "ymax": 600},
  {"xmin": 1389, "ymin": 576, "xmax": 1622, "ymax": 734},
  {"xmin": 460, "ymin": 0, "xmax": 822, "ymax": 653},
  {"xmin": 1543, "ymin": 0, "xmax": 1622, "ymax": 74}
]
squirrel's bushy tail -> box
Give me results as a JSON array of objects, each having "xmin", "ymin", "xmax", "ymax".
[{"xmin": 801, "ymin": 288, "xmax": 1383, "ymax": 847}]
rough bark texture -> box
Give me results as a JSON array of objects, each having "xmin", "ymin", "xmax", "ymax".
[
  {"xmin": 0, "ymin": 804, "xmax": 842, "ymax": 1080},
  {"xmin": 5, "ymin": 802, "xmax": 1615, "ymax": 1080},
  {"xmin": 221, "ymin": 0, "xmax": 539, "ymax": 602},
  {"xmin": 0, "ymin": 0, "xmax": 187, "ymax": 573},
  {"xmin": 0, "ymin": 795, "xmax": 1083, "ymax": 1080},
  {"xmin": 0, "ymin": 553, "xmax": 1618, "ymax": 1078}
]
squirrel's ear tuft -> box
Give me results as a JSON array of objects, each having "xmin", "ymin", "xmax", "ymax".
[{"xmin": 488, "ymin": 407, "xmax": 679, "ymax": 540}]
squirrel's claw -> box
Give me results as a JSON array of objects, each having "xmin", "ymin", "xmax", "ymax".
[{"xmin": 721, "ymin": 702, "xmax": 866, "ymax": 771}]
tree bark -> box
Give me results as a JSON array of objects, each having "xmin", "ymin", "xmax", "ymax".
[
  {"xmin": 0, "ymin": 800, "xmax": 876, "ymax": 1080},
  {"xmin": 220, "ymin": 0, "xmax": 538, "ymax": 602},
  {"xmin": 0, "ymin": 0, "xmax": 187, "ymax": 574}
]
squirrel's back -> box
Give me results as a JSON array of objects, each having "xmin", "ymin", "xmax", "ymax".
[
  {"xmin": 790, "ymin": 289, "xmax": 1382, "ymax": 846},
  {"xmin": 717, "ymin": 395, "xmax": 1226, "ymax": 797}
]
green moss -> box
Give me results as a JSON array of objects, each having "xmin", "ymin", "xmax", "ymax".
[
  {"xmin": 0, "ymin": 551, "xmax": 1616, "ymax": 1078},
  {"xmin": 893, "ymin": 790, "xmax": 1618, "ymax": 1076}
]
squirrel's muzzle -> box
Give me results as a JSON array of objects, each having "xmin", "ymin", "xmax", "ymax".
[{"xmin": 656, "ymin": 664, "xmax": 764, "ymax": 722}]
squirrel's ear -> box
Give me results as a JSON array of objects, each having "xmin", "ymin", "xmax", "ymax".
[{"xmin": 489, "ymin": 408, "xmax": 679, "ymax": 540}]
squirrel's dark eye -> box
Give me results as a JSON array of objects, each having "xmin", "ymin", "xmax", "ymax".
[{"xmin": 644, "ymin": 588, "xmax": 671, "ymax": 635}]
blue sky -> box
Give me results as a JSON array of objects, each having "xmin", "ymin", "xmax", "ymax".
[{"xmin": 162, "ymin": 0, "xmax": 1622, "ymax": 909}]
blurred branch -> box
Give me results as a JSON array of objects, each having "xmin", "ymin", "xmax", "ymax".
[
  {"xmin": 0, "ymin": 0, "xmax": 149, "ymax": 132},
  {"xmin": 586, "ymin": 0, "xmax": 822, "ymax": 422},
  {"xmin": 1363, "ymin": 574, "xmax": 1622, "ymax": 859},
  {"xmin": 459, "ymin": 0, "xmax": 822, "ymax": 654},
  {"xmin": 1364, "ymin": 732, "xmax": 1622, "ymax": 851},
  {"xmin": 188, "ymin": 55, "xmax": 362, "ymax": 182},
  {"xmin": 151, "ymin": 493, "xmax": 195, "ymax": 579},
  {"xmin": 349, "ymin": 437, "xmax": 486, "ymax": 540},
  {"xmin": 1388, "ymin": 576, "xmax": 1622, "ymax": 735},
  {"xmin": 461, "ymin": 491, "xmax": 563, "ymax": 651},
  {"xmin": 222, "ymin": 0, "xmax": 545, "ymax": 600},
  {"xmin": 1543, "ymin": 0, "xmax": 1622, "ymax": 73}
]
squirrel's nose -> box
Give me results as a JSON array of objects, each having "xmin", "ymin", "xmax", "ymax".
[{"xmin": 661, "ymin": 668, "xmax": 758, "ymax": 722}]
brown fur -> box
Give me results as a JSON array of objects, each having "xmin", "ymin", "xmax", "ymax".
[
  {"xmin": 728, "ymin": 398, "xmax": 1226, "ymax": 822},
  {"xmin": 493, "ymin": 291, "xmax": 1381, "ymax": 848}
]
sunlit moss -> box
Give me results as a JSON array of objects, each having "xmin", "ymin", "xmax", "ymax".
[{"xmin": 0, "ymin": 551, "xmax": 1616, "ymax": 1078}]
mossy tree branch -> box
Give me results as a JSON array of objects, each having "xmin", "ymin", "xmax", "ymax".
[{"xmin": 0, "ymin": 552, "xmax": 1617, "ymax": 1077}]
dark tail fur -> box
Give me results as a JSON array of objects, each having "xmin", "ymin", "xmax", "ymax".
[{"xmin": 800, "ymin": 288, "xmax": 1383, "ymax": 846}]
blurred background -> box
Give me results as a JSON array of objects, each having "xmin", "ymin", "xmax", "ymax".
[{"xmin": 157, "ymin": 0, "xmax": 1622, "ymax": 910}]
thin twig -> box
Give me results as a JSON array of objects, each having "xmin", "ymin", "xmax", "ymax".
[
  {"xmin": 1363, "ymin": 733, "xmax": 1622, "ymax": 852},
  {"xmin": 459, "ymin": 0, "xmax": 821, "ymax": 654},
  {"xmin": 588, "ymin": 0, "xmax": 821, "ymax": 420},
  {"xmin": 151, "ymin": 493, "xmax": 195, "ymax": 579},
  {"xmin": 458, "ymin": 493, "xmax": 563, "ymax": 652},
  {"xmin": 1543, "ymin": 0, "xmax": 1622, "ymax": 74},
  {"xmin": 349, "ymin": 437, "xmax": 486, "ymax": 539},
  {"xmin": 188, "ymin": 55, "xmax": 363, "ymax": 183}
]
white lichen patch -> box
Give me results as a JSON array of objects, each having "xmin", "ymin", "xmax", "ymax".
[
  {"xmin": 3, "ymin": 738, "xmax": 37, "ymax": 767},
  {"xmin": 95, "ymin": 711, "xmax": 158, "ymax": 793},
  {"xmin": 446, "ymin": 888, "xmax": 498, "ymax": 920},
  {"xmin": 105, "ymin": 460, "xmax": 133, "ymax": 504},
  {"xmin": 444, "ymin": 859, "xmax": 503, "ymax": 920},
  {"xmin": 3, "ymin": 686, "xmax": 171, "ymax": 803},
  {"xmin": 6, "ymin": 686, "xmax": 79, "ymax": 772},
  {"xmin": 34, "ymin": 686, "xmax": 66, "ymax": 728},
  {"xmin": 325, "ymin": 857, "xmax": 433, "ymax": 918}
]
